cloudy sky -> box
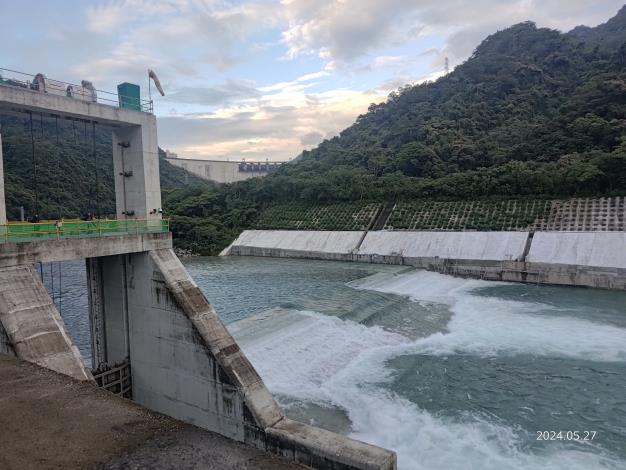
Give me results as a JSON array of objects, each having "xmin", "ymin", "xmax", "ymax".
[{"xmin": 1, "ymin": 1, "xmax": 623, "ymax": 161}]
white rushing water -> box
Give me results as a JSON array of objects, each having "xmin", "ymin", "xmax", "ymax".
[
  {"xmin": 352, "ymin": 270, "xmax": 626, "ymax": 362},
  {"xmin": 228, "ymin": 269, "xmax": 626, "ymax": 470}
]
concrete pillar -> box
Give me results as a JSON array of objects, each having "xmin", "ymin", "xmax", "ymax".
[
  {"xmin": 0, "ymin": 132, "xmax": 7, "ymax": 225},
  {"xmin": 122, "ymin": 250, "xmax": 281, "ymax": 442},
  {"xmin": 100, "ymin": 255, "xmax": 131, "ymax": 364},
  {"xmin": 86, "ymin": 255, "xmax": 131, "ymax": 367},
  {"xmin": 112, "ymin": 118, "xmax": 161, "ymax": 220},
  {"xmin": 86, "ymin": 258, "xmax": 107, "ymax": 368}
]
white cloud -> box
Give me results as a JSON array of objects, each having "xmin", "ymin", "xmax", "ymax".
[
  {"xmin": 158, "ymin": 83, "xmax": 387, "ymax": 160},
  {"xmin": 280, "ymin": 0, "xmax": 625, "ymax": 67},
  {"xmin": 75, "ymin": 0, "xmax": 282, "ymax": 86},
  {"xmin": 281, "ymin": 0, "xmax": 423, "ymax": 62}
]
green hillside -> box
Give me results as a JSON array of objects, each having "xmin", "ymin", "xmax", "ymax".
[
  {"xmin": 272, "ymin": 12, "xmax": 626, "ymax": 201},
  {"xmin": 0, "ymin": 115, "xmax": 207, "ymax": 220},
  {"xmin": 165, "ymin": 6, "xmax": 626, "ymax": 253}
]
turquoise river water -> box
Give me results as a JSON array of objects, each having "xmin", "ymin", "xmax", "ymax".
[{"xmin": 47, "ymin": 256, "xmax": 626, "ymax": 470}]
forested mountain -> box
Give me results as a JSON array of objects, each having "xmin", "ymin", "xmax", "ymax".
[
  {"xmin": 265, "ymin": 8, "xmax": 626, "ymax": 201},
  {"xmin": 163, "ymin": 6, "xmax": 626, "ymax": 253}
]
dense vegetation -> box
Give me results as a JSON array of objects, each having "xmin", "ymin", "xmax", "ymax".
[
  {"xmin": 0, "ymin": 115, "xmax": 207, "ymax": 220},
  {"xmin": 385, "ymin": 200, "xmax": 550, "ymax": 231},
  {"xmin": 2, "ymin": 7, "xmax": 626, "ymax": 254},
  {"xmin": 165, "ymin": 6, "xmax": 626, "ymax": 253},
  {"xmin": 255, "ymin": 202, "xmax": 381, "ymax": 231}
]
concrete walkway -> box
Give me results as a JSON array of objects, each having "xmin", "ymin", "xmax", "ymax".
[{"xmin": 0, "ymin": 355, "xmax": 304, "ymax": 470}]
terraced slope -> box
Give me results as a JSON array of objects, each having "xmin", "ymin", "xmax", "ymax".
[{"xmin": 254, "ymin": 197, "xmax": 626, "ymax": 232}]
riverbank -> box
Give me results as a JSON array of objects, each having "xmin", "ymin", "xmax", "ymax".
[{"xmin": 222, "ymin": 230, "xmax": 626, "ymax": 290}]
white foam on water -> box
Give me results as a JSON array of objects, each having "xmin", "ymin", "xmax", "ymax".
[
  {"xmin": 352, "ymin": 270, "xmax": 626, "ymax": 362},
  {"xmin": 230, "ymin": 307, "xmax": 623, "ymax": 470}
]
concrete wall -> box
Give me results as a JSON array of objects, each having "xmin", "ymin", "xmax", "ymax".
[
  {"xmin": 125, "ymin": 250, "xmax": 268, "ymax": 441},
  {"xmin": 224, "ymin": 230, "xmax": 365, "ymax": 259},
  {"xmin": 100, "ymin": 255, "xmax": 131, "ymax": 364},
  {"xmin": 112, "ymin": 124, "xmax": 161, "ymax": 219},
  {"xmin": 0, "ymin": 232, "xmax": 171, "ymax": 268},
  {"xmin": 0, "ymin": 132, "xmax": 6, "ymax": 225},
  {"xmin": 165, "ymin": 157, "xmax": 275, "ymax": 184},
  {"xmin": 225, "ymin": 229, "xmax": 626, "ymax": 290},
  {"xmin": 358, "ymin": 231, "xmax": 529, "ymax": 261},
  {"xmin": 527, "ymin": 232, "xmax": 626, "ymax": 268}
]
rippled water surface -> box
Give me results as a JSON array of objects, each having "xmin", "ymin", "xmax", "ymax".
[{"xmin": 53, "ymin": 256, "xmax": 626, "ymax": 470}]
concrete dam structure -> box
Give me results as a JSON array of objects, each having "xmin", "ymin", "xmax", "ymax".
[
  {"xmin": 164, "ymin": 152, "xmax": 286, "ymax": 184},
  {"xmin": 0, "ymin": 83, "xmax": 395, "ymax": 469},
  {"xmin": 223, "ymin": 230, "xmax": 626, "ymax": 290}
]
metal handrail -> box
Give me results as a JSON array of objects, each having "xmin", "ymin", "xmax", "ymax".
[
  {"xmin": 0, "ymin": 67, "xmax": 153, "ymax": 113},
  {"xmin": 0, "ymin": 218, "xmax": 169, "ymax": 243}
]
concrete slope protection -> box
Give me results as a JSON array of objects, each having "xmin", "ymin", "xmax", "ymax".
[
  {"xmin": 225, "ymin": 230, "xmax": 626, "ymax": 290},
  {"xmin": 222, "ymin": 230, "xmax": 365, "ymax": 259},
  {"xmin": 527, "ymin": 232, "xmax": 626, "ymax": 268},
  {"xmin": 358, "ymin": 231, "xmax": 529, "ymax": 261}
]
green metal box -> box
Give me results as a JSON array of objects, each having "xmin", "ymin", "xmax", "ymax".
[{"xmin": 117, "ymin": 82, "xmax": 141, "ymax": 111}]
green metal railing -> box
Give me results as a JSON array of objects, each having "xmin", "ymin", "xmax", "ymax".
[{"xmin": 0, "ymin": 218, "xmax": 169, "ymax": 243}]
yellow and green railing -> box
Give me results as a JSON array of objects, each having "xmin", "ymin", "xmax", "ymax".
[{"xmin": 0, "ymin": 218, "xmax": 169, "ymax": 243}]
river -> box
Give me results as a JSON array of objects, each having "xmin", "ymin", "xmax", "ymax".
[{"xmin": 47, "ymin": 256, "xmax": 626, "ymax": 470}]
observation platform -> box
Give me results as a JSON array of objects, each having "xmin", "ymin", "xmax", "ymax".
[{"xmin": 0, "ymin": 219, "xmax": 171, "ymax": 266}]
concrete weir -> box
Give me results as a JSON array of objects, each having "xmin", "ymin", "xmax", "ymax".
[{"xmin": 224, "ymin": 229, "xmax": 626, "ymax": 290}]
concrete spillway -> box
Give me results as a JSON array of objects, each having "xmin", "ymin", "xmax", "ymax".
[{"xmin": 224, "ymin": 230, "xmax": 626, "ymax": 290}]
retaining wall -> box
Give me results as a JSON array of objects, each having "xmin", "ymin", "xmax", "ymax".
[
  {"xmin": 358, "ymin": 231, "xmax": 529, "ymax": 261},
  {"xmin": 523, "ymin": 232, "xmax": 626, "ymax": 290},
  {"xmin": 527, "ymin": 232, "xmax": 626, "ymax": 268},
  {"xmin": 225, "ymin": 230, "xmax": 626, "ymax": 290},
  {"xmin": 223, "ymin": 230, "xmax": 365, "ymax": 260}
]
